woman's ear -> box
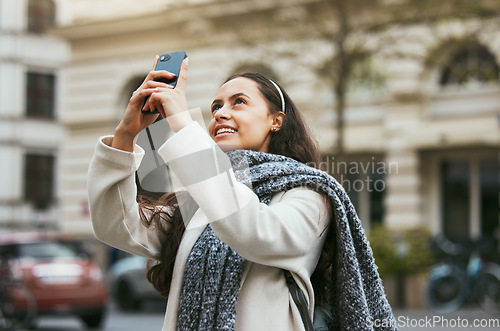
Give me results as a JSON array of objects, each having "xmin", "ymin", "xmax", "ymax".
[{"xmin": 270, "ymin": 112, "xmax": 285, "ymax": 131}]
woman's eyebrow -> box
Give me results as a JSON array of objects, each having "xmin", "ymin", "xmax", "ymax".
[
  {"xmin": 230, "ymin": 92, "xmax": 251, "ymax": 100},
  {"xmin": 211, "ymin": 99, "xmax": 222, "ymax": 107},
  {"xmin": 211, "ymin": 93, "xmax": 251, "ymax": 107}
]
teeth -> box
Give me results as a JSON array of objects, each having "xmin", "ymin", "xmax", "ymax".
[{"xmin": 216, "ymin": 128, "xmax": 236, "ymax": 135}]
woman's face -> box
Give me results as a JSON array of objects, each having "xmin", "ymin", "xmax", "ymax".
[{"xmin": 208, "ymin": 77, "xmax": 279, "ymax": 152}]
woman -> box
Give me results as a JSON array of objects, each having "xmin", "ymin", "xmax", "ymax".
[{"xmin": 88, "ymin": 56, "xmax": 397, "ymax": 330}]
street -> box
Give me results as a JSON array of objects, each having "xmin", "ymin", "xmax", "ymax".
[
  {"xmin": 30, "ymin": 304, "xmax": 500, "ymax": 331},
  {"xmin": 34, "ymin": 301, "xmax": 166, "ymax": 331}
]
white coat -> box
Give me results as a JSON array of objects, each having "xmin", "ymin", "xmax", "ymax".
[{"xmin": 87, "ymin": 122, "xmax": 330, "ymax": 331}]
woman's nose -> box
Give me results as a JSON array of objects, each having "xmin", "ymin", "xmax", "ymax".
[{"xmin": 214, "ymin": 107, "xmax": 231, "ymax": 120}]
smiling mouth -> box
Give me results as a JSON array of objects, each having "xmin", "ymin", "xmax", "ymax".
[{"xmin": 215, "ymin": 127, "xmax": 237, "ymax": 137}]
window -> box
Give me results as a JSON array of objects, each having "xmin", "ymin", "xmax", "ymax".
[
  {"xmin": 26, "ymin": 72, "xmax": 56, "ymax": 119},
  {"xmin": 441, "ymin": 159, "xmax": 470, "ymax": 242},
  {"xmin": 24, "ymin": 154, "xmax": 55, "ymax": 210},
  {"xmin": 327, "ymin": 155, "xmax": 388, "ymax": 228},
  {"xmin": 27, "ymin": 0, "xmax": 56, "ymax": 33},
  {"xmin": 440, "ymin": 155, "xmax": 500, "ymax": 244},
  {"xmin": 343, "ymin": 171, "xmax": 386, "ymax": 228},
  {"xmin": 439, "ymin": 45, "xmax": 500, "ymax": 88},
  {"xmin": 480, "ymin": 157, "xmax": 500, "ymax": 240}
]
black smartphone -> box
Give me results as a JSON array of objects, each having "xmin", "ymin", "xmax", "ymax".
[{"xmin": 142, "ymin": 51, "xmax": 187, "ymax": 115}]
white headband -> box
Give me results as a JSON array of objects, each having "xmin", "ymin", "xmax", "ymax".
[{"xmin": 269, "ymin": 79, "xmax": 286, "ymax": 114}]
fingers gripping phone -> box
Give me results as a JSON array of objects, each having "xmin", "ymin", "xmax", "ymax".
[{"xmin": 142, "ymin": 51, "xmax": 187, "ymax": 115}]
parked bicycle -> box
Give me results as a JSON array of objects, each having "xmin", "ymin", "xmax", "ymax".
[
  {"xmin": 0, "ymin": 255, "xmax": 37, "ymax": 330},
  {"xmin": 426, "ymin": 235, "xmax": 500, "ymax": 314}
]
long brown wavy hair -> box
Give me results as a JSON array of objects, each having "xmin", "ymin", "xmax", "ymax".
[{"xmin": 138, "ymin": 72, "xmax": 334, "ymax": 305}]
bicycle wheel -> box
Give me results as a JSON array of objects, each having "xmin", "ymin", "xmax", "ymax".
[
  {"xmin": 0, "ymin": 281, "xmax": 37, "ymax": 331},
  {"xmin": 477, "ymin": 263, "xmax": 500, "ymax": 315},
  {"xmin": 425, "ymin": 263, "xmax": 468, "ymax": 314}
]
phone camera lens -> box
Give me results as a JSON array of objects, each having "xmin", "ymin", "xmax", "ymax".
[{"xmin": 160, "ymin": 54, "xmax": 171, "ymax": 62}]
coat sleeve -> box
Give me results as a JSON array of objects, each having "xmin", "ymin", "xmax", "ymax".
[
  {"xmin": 157, "ymin": 122, "xmax": 330, "ymax": 271},
  {"xmin": 87, "ymin": 136, "xmax": 165, "ymax": 260}
]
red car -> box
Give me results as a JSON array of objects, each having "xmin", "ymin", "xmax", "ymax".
[{"xmin": 0, "ymin": 232, "xmax": 108, "ymax": 328}]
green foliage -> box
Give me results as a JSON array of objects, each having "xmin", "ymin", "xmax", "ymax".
[
  {"xmin": 368, "ymin": 225, "xmax": 435, "ymax": 277},
  {"xmin": 367, "ymin": 225, "xmax": 401, "ymax": 276},
  {"xmin": 402, "ymin": 226, "xmax": 435, "ymax": 273}
]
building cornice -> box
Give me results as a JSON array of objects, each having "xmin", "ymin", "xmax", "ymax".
[{"xmin": 49, "ymin": 0, "xmax": 319, "ymax": 41}]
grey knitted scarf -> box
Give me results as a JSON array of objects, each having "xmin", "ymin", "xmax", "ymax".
[{"xmin": 177, "ymin": 149, "xmax": 397, "ymax": 331}]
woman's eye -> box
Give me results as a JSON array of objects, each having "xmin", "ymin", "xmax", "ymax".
[
  {"xmin": 234, "ymin": 98, "xmax": 246, "ymax": 105},
  {"xmin": 211, "ymin": 104, "xmax": 221, "ymax": 112}
]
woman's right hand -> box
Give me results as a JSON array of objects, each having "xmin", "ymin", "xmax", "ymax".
[{"xmin": 112, "ymin": 56, "xmax": 175, "ymax": 152}]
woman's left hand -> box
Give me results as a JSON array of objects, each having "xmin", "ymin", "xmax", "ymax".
[{"xmin": 143, "ymin": 58, "xmax": 193, "ymax": 132}]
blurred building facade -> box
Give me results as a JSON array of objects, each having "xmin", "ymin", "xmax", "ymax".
[
  {"xmin": 0, "ymin": 0, "xmax": 69, "ymax": 231},
  {"xmin": 7, "ymin": 0, "xmax": 499, "ymax": 251}
]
